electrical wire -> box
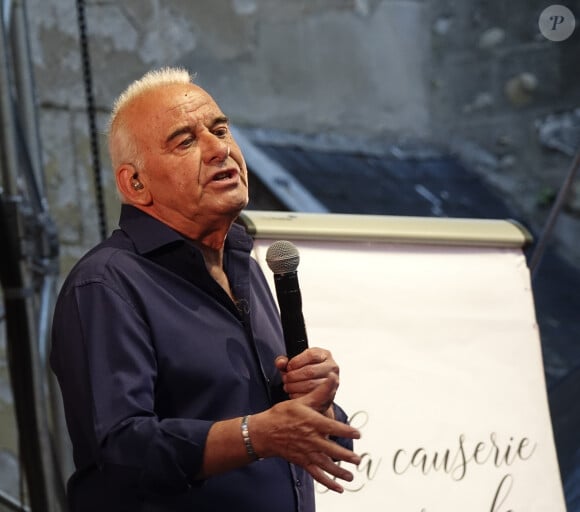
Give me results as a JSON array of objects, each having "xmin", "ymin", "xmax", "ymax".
[{"xmin": 76, "ymin": 0, "xmax": 107, "ymax": 240}]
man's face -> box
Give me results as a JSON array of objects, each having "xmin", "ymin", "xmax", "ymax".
[{"xmin": 126, "ymin": 82, "xmax": 249, "ymax": 235}]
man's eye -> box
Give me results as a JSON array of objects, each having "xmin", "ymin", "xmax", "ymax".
[
  {"xmin": 179, "ymin": 137, "xmax": 194, "ymax": 147},
  {"xmin": 214, "ymin": 127, "xmax": 228, "ymax": 138}
]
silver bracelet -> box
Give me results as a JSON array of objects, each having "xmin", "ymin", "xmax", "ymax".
[{"xmin": 240, "ymin": 415, "xmax": 260, "ymax": 461}]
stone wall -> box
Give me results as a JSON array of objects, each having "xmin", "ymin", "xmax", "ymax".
[
  {"xmin": 428, "ymin": 0, "xmax": 580, "ymax": 266},
  {"xmin": 23, "ymin": 0, "xmax": 580, "ymax": 272}
]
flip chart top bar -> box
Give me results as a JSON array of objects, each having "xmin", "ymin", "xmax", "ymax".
[{"xmin": 239, "ymin": 210, "xmax": 532, "ymax": 248}]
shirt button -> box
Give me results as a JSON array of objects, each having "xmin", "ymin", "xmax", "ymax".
[{"xmin": 295, "ymin": 479, "xmax": 301, "ymax": 487}]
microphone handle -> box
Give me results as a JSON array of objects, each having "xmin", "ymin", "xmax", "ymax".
[{"xmin": 273, "ymin": 271, "xmax": 309, "ymax": 359}]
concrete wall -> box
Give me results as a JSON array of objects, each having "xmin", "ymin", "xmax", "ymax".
[{"xmin": 23, "ymin": 0, "xmax": 580, "ymax": 271}]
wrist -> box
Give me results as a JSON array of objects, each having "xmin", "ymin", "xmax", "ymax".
[{"xmin": 240, "ymin": 415, "xmax": 263, "ymax": 461}]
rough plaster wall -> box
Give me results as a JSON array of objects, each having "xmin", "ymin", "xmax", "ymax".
[
  {"xmin": 23, "ymin": 0, "xmax": 580, "ymax": 273},
  {"xmin": 428, "ymin": 0, "xmax": 580, "ymax": 266},
  {"xmin": 192, "ymin": 1, "xmax": 431, "ymax": 138}
]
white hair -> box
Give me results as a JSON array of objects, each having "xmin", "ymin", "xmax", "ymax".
[{"xmin": 108, "ymin": 67, "xmax": 195, "ymax": 169}]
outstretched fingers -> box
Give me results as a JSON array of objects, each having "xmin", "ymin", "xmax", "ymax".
[{"xmin": 306, "ymin": 451, "xmax": 359, "ymax": 493}]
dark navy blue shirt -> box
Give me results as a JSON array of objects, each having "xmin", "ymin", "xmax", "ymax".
[{"xmin": 51, "ymin": 205, "xmax": 350, "ymax": 512}]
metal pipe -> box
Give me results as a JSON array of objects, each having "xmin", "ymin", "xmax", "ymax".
[
  {"xmin": 0, "ymin": 0, "xmax": 20, "ymax": 194},
  {"xmin": 2, "ymin": 0, "xmax": 13, "ymax": 33},
  {"xmin": 0, "ymin": 2, "xmax": 66, "ymax": 510},
  {"xmin": 10, "ymin": 0, "xmax": 46, "ymax": 204},
  {"xmin": 0, "ymin": 487, "xmax": 31, "ymax": 512},
  {"xmin": 37, "ymin": 273, "xmax": 54, "ymax": 370},
  {"xmin": 530, "ymin": 146, "xmax": 580, "ymax": 278}
]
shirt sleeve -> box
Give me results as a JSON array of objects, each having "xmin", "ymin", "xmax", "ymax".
[{"xmin": 51, "ymin": 277, "xmax": 210, "ymax": 495}]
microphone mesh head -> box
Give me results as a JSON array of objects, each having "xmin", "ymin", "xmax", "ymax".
[{"xmin": 265, "ymin": 240, "xmax": 300, "ymax": 274}]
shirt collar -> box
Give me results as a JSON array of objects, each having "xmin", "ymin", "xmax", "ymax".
[
  {"xmin": 118, "ymin": 204, "xmax": 254, "ymax": 256},
  {"xmin": 119, "ymin": 204, "xmax": 184, "ymax": 255}
]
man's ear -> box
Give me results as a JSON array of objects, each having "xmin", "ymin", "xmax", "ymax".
[{"xmin": 116, "ymin": 164, "xmax": 152, "ymax": 205}]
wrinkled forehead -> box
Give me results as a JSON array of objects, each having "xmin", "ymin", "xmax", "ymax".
[
  {"xmin": 129, "ymin": 82, "xmax": 222, "ymax": 127},
  {"xmin": 162, "ymin": 82, "xmax": 218, "ymax": 113}
]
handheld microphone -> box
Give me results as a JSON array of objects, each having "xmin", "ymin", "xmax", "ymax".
[{"xmin": 265, "ymin": 240, "xmax": 309, "ymax": 359}]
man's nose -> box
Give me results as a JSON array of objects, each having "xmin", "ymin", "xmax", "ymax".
[{"xmin": 202, "ymin": 133, "xmax": 230, "ymax": 165}]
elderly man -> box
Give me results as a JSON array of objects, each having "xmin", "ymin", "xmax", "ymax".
[{"xmin": 50, "ymin": 67, "xmax": 360, "ymax": 512}]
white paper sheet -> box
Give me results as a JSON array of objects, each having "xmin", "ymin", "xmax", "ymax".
[{"xmin": 253, "ymin": 239, "xmax": 565, "ymax": 512}]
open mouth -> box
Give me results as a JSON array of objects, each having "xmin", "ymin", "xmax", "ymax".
[{"xmin": 212, "ymin": 170, "xmax": 235, "ymax": 181}]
